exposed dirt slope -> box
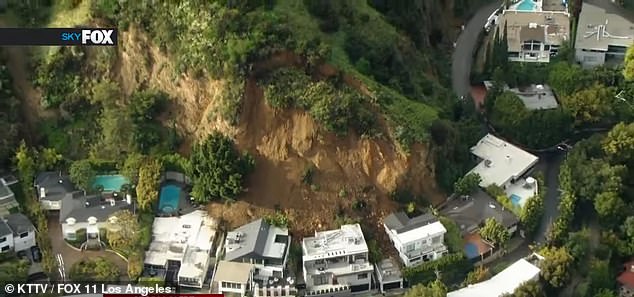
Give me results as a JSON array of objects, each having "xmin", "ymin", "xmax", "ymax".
[{"xmin": 117, "ymin": 27, "xmax": 445, "ymax": 237}]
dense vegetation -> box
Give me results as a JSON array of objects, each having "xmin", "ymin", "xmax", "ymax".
[
  {"xmin": 0, "ymin": 63, "xmax": 20, "ymax": 167},
  {"xmin": 69, "ymin": 257, "xmax": 120, "ymax": 282}
]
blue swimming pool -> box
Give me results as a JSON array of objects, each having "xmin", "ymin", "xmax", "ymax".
[
  {"xmin": 465, "ymin": 243, "xmax": 480, "ymax": 259},
  {"xmin": 159, "ymin": 184, "xmax": 181, "ymax": 214},
  {"xmin": 510, "ymin": 194, "xmax": 522, "ymax": 207},
  {"xmin": 92, "ymin": 175, "xmax": 129, "ymax": 192},
  {"xmin": 517, "ymin": 0, "xmax": 536, "ymax": 11}
]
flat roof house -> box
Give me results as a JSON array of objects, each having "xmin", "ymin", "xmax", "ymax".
[
  {"xmin": 0, "ymin": 213, "xmax": 36, "ymax": 253},
  {"xmin": 35, "ymin": 172, "xmax": 78, "ymax": 210},
  {"xmin": 468, "ymin": 134, "xmax": 539, "ymax": 208},
  {"xmin": 497, "ymin": 10, "xmax": 570, "ymax": 63},
  {"xmin": 484, "ymin": 82, "xmax": 559, "ymax": 110},
  {"xmin": 212, "ymin": 261, "xmax": 254, "ymax": 297},
  {"xmin": 374, "ymin": 258, "xmax": 404, "ymax": 294},
  {"xmin": 144, "ymin": 210, "xmax": 218, "ymax": 288},
  {"xmin": 448, "ymin": 254, "xmax": 543, "ymax": 297},
  {"xmin": 383, "ymin": 211, "xmax": 448, "ymax": 267},
  {"xmin": 575, "ymin": 2, "xmax": 634, "ymax": 68},
  {"xmin": 440, "ymin": 189, "xmax": 519, "ymax": 260},
  {"xmin": 302, "ymin": 224, "xmax": 374, "ymax": 296}
]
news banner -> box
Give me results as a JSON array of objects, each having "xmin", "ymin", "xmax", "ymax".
[
  {"xmin": 0, "ymin": 28, "xmax": 117, "ymax": 46},
  {"xmin": 2, "ymin": 282, "xmax": 224, "ymax": 297}
]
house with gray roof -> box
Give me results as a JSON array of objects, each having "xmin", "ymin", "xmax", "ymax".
[
  {"xmin": 575, "ymin": 2, "xmax": 634, "ymax": 68},
  {"xmin": 374, "ymin": 258, "xmax": 404, "ymax": 294},
  {"xmin": 60, "ymin": 193, "xmax": 133, "ymax": 243},
  {"xmin": 224, "ymin": 218, "xmax": 291, "ymax": 279},
  {"xmin": 35, "ymin": 172, "xmax": 78, "ymax": 210},
  {"xmin": 383, "ymin": 211, "xmax": 447, "ymax": 267},
  {"xmin": 0, "ymin": 213, "xmax": 36, "ymax": 253},
  {"xmin": 0, "ymin": 178, "xmax": 18, "ymax": 217}
]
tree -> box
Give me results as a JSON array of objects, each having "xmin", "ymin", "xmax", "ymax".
[
  {"xmin": 127, "ymin": 252, "xmax": 143, "ymax": 280},
  {"xmin": 403, "ymin": 280, "xmax": 447, "ymax": 297},
  {"xmin": 588, "ymin": 259, "xmax": 613, "ymax": 295},
  {"xmin": 603, "ymin": 122, "xmax": 634, "ymax": 163},
  {"xmin": 69, "ymin": 257, "xmax": 120, "ymax": 282},
  {"xmin": 623, "ymin": 45, "xmax": 634, "ymax": 81},
  {"xmin": 539, "ymin": 246, "xmax": 574, "ymax": 288},
  {"xmin": 548, "ymin": 62, "xmax": 588, "ymax": 96},
  {"xmin": 594, "ymin": 289, "xmax": 618, "ymax": 297},
  {"xmin": 440, "ymin": 216, "xmax": 463, "ymax": 253},
  {"xmin": 479, "ymin": 217, "xmax": 509, "ymax": 247},
  {"xmin": 106, "ymin": 210, "xmax": 141, "ymax": 253},
  {"xmin": 454, "ymin": 173, "xmax": 482, "ymax": 196},
  {"xmin": 561, "ymin": 83, "xmax": 614, "ymax": 126},
  {"xmin": 565, "ymin": 228, "xmax": 590, "ymax": 263},
  {"xmin": 136, "ymin": 158, "xmax": 162, "ymax": 211},
  {"xmin": 594, "ymin": 191, "xmax": 626, "ymax": 225},
  {"xmin": 512, "ymin": 280, "xmax": 545, "ymax": 297},
  {"xmin": 121, "ymin": 152, "xmax": 145, "ymax": 184},
  {"xmin": 463, "ymin": 266, "xmax": 490, "ymax": 285},
  {"xmin": 36, "ymin": 147, "xmax": 62, "ymax": 171},
  {"xmin": 622, "ymin": 216, "xmax": 634, "ymax": 238},
  {"xmin": 14, "ymin": 141, "xmax": 36, "ymax": 182},
  {"xmin": 69, "ymin": 159, "xmax": 96, "ymax": 191},
  {"xmin": 520, "ymin": 194, "xmax": 544, "ymax": 235},
  {"xmin": 188, "ymin": 132, "xmax": 255, "ymax": 202}
]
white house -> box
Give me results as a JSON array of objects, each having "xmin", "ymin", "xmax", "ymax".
[
  {"xmin": 575, "ymin": 2, "xmax": 634, "ymax": 68},
  {"xmin": 0, "ymin": 213, "xmax": 36, "ymax": 253},
  {"xmin": 212, "ymin": 261, "xmax": 254, "ymax": 296},
  {"xmin": 302, "ymin": 224, "xmax": 374, "ymax": 296},
  {"xmin": 59, "ymin": 194, "xmax": 133, "ymax": 243},
  {"xmin": 144, "ymin": 210, "xmax": 218, "ymax": 288},
  {"xmin": 468, "ymin": 134, "xmax": 539, "ymax": 207},
  {"xmin": 383, "ymin": 211, "xmax": 447, "ymax": 267},
  {"xmin": 496, "ymin": 10, "xmax": 570, "ymax": 63},
  {"xmin": 448, "ymin": 254, "xmax": 543, "ymax": 297}
]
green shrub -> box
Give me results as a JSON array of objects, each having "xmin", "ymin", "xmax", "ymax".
[{"xmin": 403, "ymin": 253, "xmax": 471, "ymax": 286}]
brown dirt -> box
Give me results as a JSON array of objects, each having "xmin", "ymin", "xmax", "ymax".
[{"xmin": 118, "ymin": 28, "xmax": 446, "ymax": 243}]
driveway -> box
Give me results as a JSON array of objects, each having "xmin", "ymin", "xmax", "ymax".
[
  {"xmin": 451, "ymin": 1, "xmax": 501, "ymax": 97},
  {"xmin": 534, "ymin": 152, "xmax": 565, "ymax": 244},
  {"xmin": 47, "ymin": 213, "xmax": 129, "ymax": 281}
]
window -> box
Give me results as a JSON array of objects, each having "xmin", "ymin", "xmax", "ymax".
[
  {"xmin": 358, "ymin": 273, "xmax": 368, "ymax": 280},
  {"xmin": 66, "ymin": 232, "xmax": 76, "ymax": 241},
  {"xmin": 1, "ymin": 246, "xmax": 8, "ymax": 252},
  {"xmin": 432, "ymin": 236, "xmax": 441, "ymax": 244},
  {"xmin": 313, "ymin": 274, "xmax": 328, "ymax": 286},
  {"xmin": 0, "ymin": 237, "xmax": 6, "ymax": 243},
  {"xmin": 406, "ymin": 244, "xmax": 415, "ymax": 252},
  {"xmin": 19, "ymin": 232, "xmax": 28, "ymax": 238}
]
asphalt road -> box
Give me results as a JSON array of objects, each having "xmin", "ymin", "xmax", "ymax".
[
  {"xmin": 451, "ymin": 1, "xmax": 501, "ymax": 97},
  {"xmin": 534, "ymin": 152, "xmax": 565, "ymax": 244}
]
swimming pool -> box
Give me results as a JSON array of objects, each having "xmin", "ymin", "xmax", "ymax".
[
  {"xmin": 517, "ymin": 0, "xmax": 536, "ymax": 11},
  {"xmin": 510, "ymin": 194, "xmax": 522, "ymax": 207},
  {"xmin": 92, "ymin": 175, "xmax": 129, "ymax": 192},
  {"xmin": 465, "ymin": 242, "xmax": 480, "ymax": 259},
  {"xmin": 158, "ymin": 184, "xmax": 181, "ymax": 214}
]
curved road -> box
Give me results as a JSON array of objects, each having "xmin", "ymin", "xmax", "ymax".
[{"xmin": 451, "ymin": 1, "xmax": 501, "ymax": 97}]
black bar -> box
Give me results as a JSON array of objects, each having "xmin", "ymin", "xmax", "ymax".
[{"xmin": 0, "ymin": 28, "xmax": 118, "ymax": 46}]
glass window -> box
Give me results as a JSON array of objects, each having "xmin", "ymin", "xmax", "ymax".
[
  {"xmin": 358, "ymin": 273, "xmax": 368, "ymax": 279},
  {"xmin": 0, "ymin": 237, "xmax": 6, "ymax": 243},
  {"xmin": 1, "ymin": 246, "xmax": 9, "ymax": 252},
  {"xmin": 19, "ymin": 232, "xmax": 28, "ymax": 238},
  {"xmin": 406, "ymin": 244, "xmax": 415, "ymax": 252},
  {"xmin": 432, "ymin": 236, "xmax": 441, "ymax": 244}
]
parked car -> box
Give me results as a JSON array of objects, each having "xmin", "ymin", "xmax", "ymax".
[{"xmin": 31, "ymin": 246, "xmax": 41, "ymax": 263}]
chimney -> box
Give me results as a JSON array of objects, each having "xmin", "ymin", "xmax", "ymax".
[
  {"xmin": 40, "ymin": 187, "xmax": 46, "ymax": 199},
  {"xmin": 630, "ymin": 264, "xmax": 634, "ymax": 272},
  {"xmin": 126, "ymin": 194, "xmax": 132, "ymax": 205}
]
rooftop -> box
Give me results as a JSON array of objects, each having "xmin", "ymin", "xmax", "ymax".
[
  {"xmin": 468, "ymin": 134, "xmax": 539, "ymax": 187},
  {"xmin": 225, "ymin": 218, "xmax": 289, "ymax": 262},
  {"xmin": 303, "ymin": 224, "xmax": 368, "ymax": 261},
  {"xmin": 618, "ymin": 261, "xmax": 634, "ymax": 289},
  {"xmin": 383, "ymin": 211, "xmax": 446, "ymax": 244},
  {"xmin": 0, "ymin": 220, "xmax": 11, "ymax": 237},
  {"xmin": 575, "ymin": 2, "xmax": 634, "ymax": 51},
  {"xmin": 59, "ymin": 194, "xmax": 133, "ymax": 223},
  {"xmin": 497, "ymin": 10, "xmax": 570, "ymax": 52},
  {"xmin": 0, "ymin": 183, "xmax": 12, "ymax": 200},
  {"xmin": 5, "ymin": 213, "xmax": 35, "ymax": 235},
  {"xmin": 375, "ymin": 258, "xmax": 403, "ymax": 283},
  {"xmin": 510, "ymin": 84, "xmax": 558, "ymax": 110},
  {"xmin": 35, "ymin": 172, "xmax": 77, "ymax": 202},
  {"xmin": 447, "ymin": 258, "xmax": 541, "ymax": 297},
  {"xmin": 440, "ymin": 189, "xmax": 519, "ymax": 236},
  {"xmin": 144, "ymin": 210, "xmax": 217, "ymax": 270},
  {"xmin": 213, "ymin": 261, "xmax": 253, "ymax": 284}
]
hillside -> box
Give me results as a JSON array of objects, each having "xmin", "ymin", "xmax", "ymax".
[{"xmin": 1, "ymin": 0, "xmax": 487, "ymax": 239}]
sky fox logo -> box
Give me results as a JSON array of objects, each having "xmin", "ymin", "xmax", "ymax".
[{"xmin": 60, "ymin": 29, "xmax": 117, "ymax": 46}]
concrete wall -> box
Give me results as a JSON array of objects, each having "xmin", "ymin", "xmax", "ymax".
[{"xmin": 575, "ymin": 48, "xmax": 606, "ymax": 68}]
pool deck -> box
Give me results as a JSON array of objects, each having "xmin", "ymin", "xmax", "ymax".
[{"xmin": 157, "ymin": 181, "xmax": 196, "ymax": 217}]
